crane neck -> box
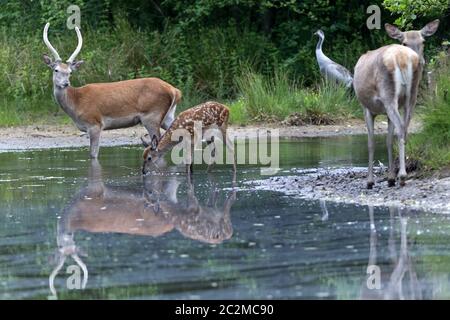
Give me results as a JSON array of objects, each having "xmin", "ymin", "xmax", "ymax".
[{"xmin": 316, "ymin": 34, "xmax": 324, "ymax": 51}]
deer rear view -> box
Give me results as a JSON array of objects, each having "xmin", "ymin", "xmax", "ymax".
[
  {"xmin": 353, "ymin": 20, "xmax": 439, "ymax": 189},
  {"xmin": 42, "ymin": 23, "xmax": 181, "ymax": 158}
]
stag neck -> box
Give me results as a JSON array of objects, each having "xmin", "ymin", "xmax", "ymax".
[{"xmin": 53, "ymin": 86, "xmax": 78, "ymax": 121}]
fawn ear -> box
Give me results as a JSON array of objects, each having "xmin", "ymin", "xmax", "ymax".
[
  {"xmin": 150, "ymin": 135, "xmax": 158, "ymax": 150},
  {"xmin": 385, "ymin": 23, "xmax": 404, "ymax": 41},
  {"xmin": 421, "ymin": 19, "xmax": 439, "ymax": 37}
]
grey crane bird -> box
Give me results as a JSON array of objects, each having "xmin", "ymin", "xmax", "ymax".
[{"xmin": 314, "ymin": 30, "xmax": 353, "ymax": 88}]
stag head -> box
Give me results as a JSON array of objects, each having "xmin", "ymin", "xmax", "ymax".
[{"xmin": 42, "ymin": 23, "xmax": 84, "ymax": 89}]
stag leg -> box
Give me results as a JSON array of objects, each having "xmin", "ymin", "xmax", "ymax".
[
  {"xmin": 387, "ymin": 119, "xmax": 396, "ymax": 187},
  {"xmin": 88, "ymin": 126, "xmax": 102, "ymax": 159},
  {"xmin": 364, "ymin": 109, "xmax": 375, "ymax": 189}
]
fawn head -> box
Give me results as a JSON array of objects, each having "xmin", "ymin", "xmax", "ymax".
[{"xmin": 142, "ymin": 135, "xmax": 161, "ymax": 174}]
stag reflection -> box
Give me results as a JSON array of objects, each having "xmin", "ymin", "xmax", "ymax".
[{"xmin": 49, "ymin": 160, "xmax": 236, "ymax": 297}]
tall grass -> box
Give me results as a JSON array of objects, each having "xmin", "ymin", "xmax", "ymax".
[
  {"xmin": 408, "ymin": 59, "xmax": 450, "ymax": 171},
  {"xmin": 232, "ymin": 67, "xmax": 360, "ymax": 125}
]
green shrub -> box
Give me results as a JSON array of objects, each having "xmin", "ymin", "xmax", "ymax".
[{"xmin": 408, "ymin": 59, "xmax": 450, "ymax": 170}]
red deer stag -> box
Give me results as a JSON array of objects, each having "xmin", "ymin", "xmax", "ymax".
[{"xmin": 42, "ymin": 23, "xmax": 181, "ymax": 158}]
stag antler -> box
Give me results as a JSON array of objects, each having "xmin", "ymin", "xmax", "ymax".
[
  {"xmin": 67, "ymin": 26, "xmax": 83, "ymax": 63},
  {"xmin": 43, "ymin": 23, "xmax": 61, "ymax": 61},
  {"xmin": 48, "ymin": 253, "xmax": 66, "ymax": 298},
  {"xmin": 43, "ymin": 23, "xmax": 83, "ymax": 63},
  {"xmin": 48, "ymin": 220, "xmax": 88, "ymax": 299}
]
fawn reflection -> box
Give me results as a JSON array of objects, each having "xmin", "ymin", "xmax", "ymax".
[
  {"xmin": 49, "ymin": 159, "xmax": 236, "ymax": 298},
  {"xmin": 360, "ymin": 206, "xmax": 421, "ymax": 300}
]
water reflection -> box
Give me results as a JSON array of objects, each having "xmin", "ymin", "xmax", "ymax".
[
  {"xmin": 319, "ymin": 200, "xmax": 329, "ymax": 222},
  {"xmin": 361, "ymin": 206, "xmax": 421, "ymax": 300},
  {"xmin": 143, "ymin": 163, "xmax": 236, "ymax": 244},
  {"xmin": 1, "ymin": 138, "xmax": 449, "ymax": 299},
  {"xmin": 49, "ymin": 160, "xmax": 236, "ymax": 298}
]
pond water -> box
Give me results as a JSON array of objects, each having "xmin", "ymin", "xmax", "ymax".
[{"xmin": 1, "ymin": 135, "xmax": 450, "ymax": 299}]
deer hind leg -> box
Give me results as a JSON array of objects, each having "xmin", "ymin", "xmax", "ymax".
[
  {"xmin": 385, "ymin": 103, "xmax": 407, "ymax": 186},
  {"xmin": 185, "ymin": 145, "xmax": 194, "ymax": 182},
  {"xmin": 206, "ymin": 136, "xmax": 215, "ymax": 174},
  {"xmin": 364, "ymin": 109, "xmax": 376, "ymax": 189},
  {"xmin": 387, "ymin": 119, "xmax": 396, "ymax": 187},
  {"xmin": 140, "ymin": 116, "xmax": 161, "ymax": 146},
  {"xmin": 221, "ymin": 125, "xmax": 236, "ymax": 175},
  {"xmin": 88, "ymin": 126, "xmax": 102, "ymax": 159},
  {"xmin": 404, "ymin": 69, "xmax": 420, "ymax": 140}
]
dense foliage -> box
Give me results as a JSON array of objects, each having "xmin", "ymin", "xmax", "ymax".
[{"xmin": 0, "ymin": 0, "xmax": 448, "ymax": 125}]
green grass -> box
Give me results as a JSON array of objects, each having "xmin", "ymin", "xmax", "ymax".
[
  {"xmin": 228, "ymin": 98, "xmax": 249, "ymax": 125},
  {"xmin": 408, "ymin": 61, "xmax": 450, "ymax": 171},
  {"xmin": 233, "ymin": 68, "xmax": 361, "ymax": 124},
  {"xmin": 0, "ymin": 97, "xmax": 70, "ymax": 127}
]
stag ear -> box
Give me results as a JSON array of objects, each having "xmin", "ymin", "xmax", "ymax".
[
  {"xmin": 421, "ymin": 19, "xmax": 439, "ymax": 37},
  {"xmin": 385, "ymin": 23, "xmax": 404, "ymax": 41},
  {"xmin": 43, "ymin": 54, "xmax": 57, "ymax": 69},
  {"xmin": 70, "ymin": 60, "xmax": 84, "ymax": 71},
  {"xmin": 150, "ymin": 135, "xmax": 158, "ymax": 151}
]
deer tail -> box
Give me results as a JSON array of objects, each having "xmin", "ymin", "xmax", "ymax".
[{"xmin": 162, "ymin": 88, "xmax": 182, "ymax": 130}]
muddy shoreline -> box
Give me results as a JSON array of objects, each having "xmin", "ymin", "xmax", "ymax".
[
  {"xmin": 3, "ymin": 119, "xmax": 446, "ymax": 214},
  {"xmin": 0, "ymin": 119, "xmax": 421, "ymax": 151},
  {"xmin": 248, "ymin": 167, "xmax": 450, "ymax": 214}
]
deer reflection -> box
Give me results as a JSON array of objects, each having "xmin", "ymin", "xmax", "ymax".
[
  {"xmin": 49, "ymin": 159, "xmax": 236, "ymax": 297},
  {"xmin": 49, "ymin": 216, "xmax": 88, "ymax": 299},
  {"xmin": 143, "ymin": 170, "xmax": 236, "ymax": 244},
  {"xmin": 360, "ymin": 206, "xmax": 421, "ymax": 300}
]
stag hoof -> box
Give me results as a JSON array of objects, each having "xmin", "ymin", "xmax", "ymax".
[
  {"xmin": 399, "ymin": 178, "xmax": 406, "ymax": 187},
  {"xmin": 388, "ymin": 179, "xmax": 396, "ymax": 187},
  {"xmin": 367, "ymin": 182, "xmax": 374, "ymax": 189}
]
